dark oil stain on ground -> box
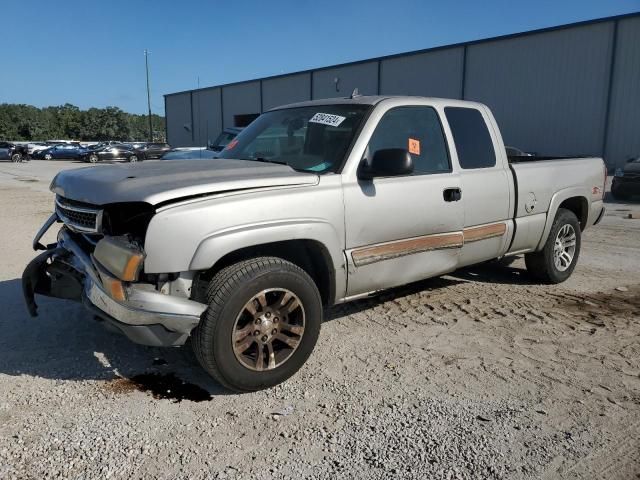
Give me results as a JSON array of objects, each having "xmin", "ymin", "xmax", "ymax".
[{"xmin": 106, "ymin": 373, "xmax": 212, "ymax": 403}]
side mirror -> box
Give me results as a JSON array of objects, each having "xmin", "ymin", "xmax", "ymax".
[{"xmin": 358, "ymin": 148, "xmax": 414, "ymax": 180}]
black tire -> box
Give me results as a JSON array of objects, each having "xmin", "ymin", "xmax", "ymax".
[
  {"xmin": 88, "ymin": 154, "xmax": 99, "ymax": 163},
  {"xmin": 192, "ymin": 257, "xmax": 322, "ymax": 392},
  {"xmin": 611, "ymin": 185, "xmax": 630, "ymax": 201},
  {"xmin": 44, "ymin": 154, "xmax": 52, "ymax": 160},
  {"xmin": 525, "ymin": 208, "xmax": 581, "ymax": 284},
  {"xmin": 128, "ymin": 155, "xmax": 138, "ymax": 162},
  {"xmin": 11, "ymin": 153, "xmax": 21, "ymax": 163}
]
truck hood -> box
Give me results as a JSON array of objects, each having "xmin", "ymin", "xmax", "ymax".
[{"xmin": 50, "ymin": 159, "xmax": 319, "ymax": 206}]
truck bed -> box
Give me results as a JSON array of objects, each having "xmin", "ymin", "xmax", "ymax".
[{"xmin": 506, "ymin": 156, "xmax": 605, "ymax": 255}]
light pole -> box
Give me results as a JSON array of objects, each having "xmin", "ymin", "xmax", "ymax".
[{"xmin": 144, "ymin": 49, "xmax": 153, "ymax": 141}]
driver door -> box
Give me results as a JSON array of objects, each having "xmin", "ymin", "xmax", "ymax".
[{"xmin": 343, "ymin": 105, "xmax": 464, "ymax": 296}]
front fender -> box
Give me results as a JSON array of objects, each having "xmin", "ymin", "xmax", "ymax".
[
  {"xmin": 189, "ymin": 218, "xmax": 344, "ymax": 273},
  {"xmin": 536, "ymin": 186, "xmax": 589, "ymax": 250}
]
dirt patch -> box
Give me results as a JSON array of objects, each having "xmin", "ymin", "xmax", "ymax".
[{"xmin": 548, "ymin": 285, "xmax": 640, "ymax": 320}]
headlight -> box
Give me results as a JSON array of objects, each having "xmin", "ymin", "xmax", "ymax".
[
  {"xmin": 93, "ymin": 236, "xmax": 145, "ymax": 282},
  {"xmin": 615, "ymin": 168, "xmax": 624, "ymax": 177}
]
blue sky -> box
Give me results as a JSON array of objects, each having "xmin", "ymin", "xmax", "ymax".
[{"xmin": 2, "ymin": 0, "xmax": 638, "ymax": 114}]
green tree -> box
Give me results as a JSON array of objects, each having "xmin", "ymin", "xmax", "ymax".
[{"xmin": 0, "ymin": 103, "xmax": 165, "ymax": 142}]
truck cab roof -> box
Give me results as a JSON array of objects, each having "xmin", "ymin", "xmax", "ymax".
[{"xmin": 271, "ymin": 95, "xmax": 487, "ymax": 111}]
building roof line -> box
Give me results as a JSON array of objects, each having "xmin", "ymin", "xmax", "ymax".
[{"xmin": 164, "ymin": 11, "xmax": 640, "ymax": 98}]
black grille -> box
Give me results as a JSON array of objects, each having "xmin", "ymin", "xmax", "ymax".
[{"xmin": 55, "ymin": 196, "xmax": 102, "ymax": 233}]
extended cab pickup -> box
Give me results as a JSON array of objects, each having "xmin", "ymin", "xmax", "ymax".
[{"xmin": 23, "ymin": 96, "xmax": 606, "ymax": 391}]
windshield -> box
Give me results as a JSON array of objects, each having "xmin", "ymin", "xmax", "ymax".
[
  {"xmin": 209, "ymin": 131, "xmax": 238, "ymax": 151},
  {"xmin": 218, "ymin": 104, "xmax": 371, "ymax": 173}
]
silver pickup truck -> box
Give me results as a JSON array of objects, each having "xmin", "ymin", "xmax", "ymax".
[{"xmin": 23, "ymin": 96, "xmax": 606, "ymax": 391}]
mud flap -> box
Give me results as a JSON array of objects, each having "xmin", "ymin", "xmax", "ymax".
[{"xmin": 22, "ymin": 248, "xmax": 83, "ymax": 317}]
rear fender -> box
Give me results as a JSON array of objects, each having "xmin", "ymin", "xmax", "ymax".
[{"xmin": 536, "ymin": 187, "xmax": 589, "ymax": 250}]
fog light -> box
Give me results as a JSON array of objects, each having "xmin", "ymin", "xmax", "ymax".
[
  {"xmin": 94, "ymin": 236, "xmax": 145, "ymax": 281},
  {"xmin": 104, "ymin": 277, "xmax": 127, "ymax": 302}
]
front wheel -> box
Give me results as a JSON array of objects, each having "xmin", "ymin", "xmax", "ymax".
[
  {"xmin": 88, "ymin": 154, "xmax": 99, "ymax": 163},
  {"xmin": 525, "ymin": 208, "xmax": 581, "ymax": 284},
  {"xmin": 11, "ymin": 153, "xmax": 21, "ymax": 163},
  {"xmin": 128, "ymin": 155, "xmax": 138, "ymax": 162},
  {"xmin": 44, "ymin": 154, "xmax": 52, "ymax": 160},
  {"xmin": 192, "ymin": 257, "xmax": 322, "ymax": 392}
]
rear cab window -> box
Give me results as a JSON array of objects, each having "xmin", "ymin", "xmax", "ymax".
[{"xmin": 444, "ymin": 107, "xmax": 496, "ymax": 169}]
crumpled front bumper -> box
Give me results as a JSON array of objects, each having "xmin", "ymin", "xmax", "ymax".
[{"xmin": 22, "ymin": 214, "xmax": 208, "ymax": 347}]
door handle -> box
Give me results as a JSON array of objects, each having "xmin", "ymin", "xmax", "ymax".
[{"xmin": 443, "ymin": 187, "xmax": 462, "ymax": 202}]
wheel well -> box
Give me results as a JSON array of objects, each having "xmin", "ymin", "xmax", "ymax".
[
  {"xmin": 198, "ymin": 240, "xmax": 335, "ymax": 305},
  {"xmin": 558, "ymin": 196, "xmax": 588, "ymax": 230}
]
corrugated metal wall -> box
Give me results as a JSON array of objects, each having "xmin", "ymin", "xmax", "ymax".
[
  {"xmin": 221, "ymin": 81, "xmax": 261, "ymax": 128},
  {"xmin": 312, "ymin": 62, "xmax": 378, "ymax": 98},
  {"xmin": 164, "ymin": 92, "xmax": 192, "ymax": 147},
  {"xmin": 192, "ymin": 88, "xmax": 222, "ymax": 148},
  {"xmin": 605, "ymin": 16, "xmax": 640, "ymax": 165},
  {"xmin": 380, "ymin": 47, "xmax": 464, "ymax": 98},
  {"xmin": 262, "ymin": 73, "xmax": 311, "ymax": 111},
  {"xmin": 165, "ymin": 14, "xmax": 639, "ymax": 167},
  {"xmin": 464, "ymin": 22, "xmax": 614, "ymax": 157}
]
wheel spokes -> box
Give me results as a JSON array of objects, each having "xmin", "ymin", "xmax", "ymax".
[
  {"xmin": 233, "ymin": 324, "xmax": 254, "ymax": 342},
  {"xmin": 274, "ymin": 333, "xmax": 300, "ymax": 349},
  {"xmin": 266, "ymin": 342, "xmax": 276, "ymax": 369},
  {"xmin": 232, "ymin": 288, "xmax": 306, "ymax": 372},
  {"xmin": 280, "ymin": 322, "xmax": 304, "ymax": 336},
  {"xmin": 255, "ymin": 343, "xmax": 265, "ymax": 370},
  {"xmin": 235, "ymin": 336, "xmax": 255, "ymax": 354}
]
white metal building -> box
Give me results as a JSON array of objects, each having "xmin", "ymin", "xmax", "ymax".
[{"xmin": 164, "ymin": 13, "xmax": 640, "ymax": 168}]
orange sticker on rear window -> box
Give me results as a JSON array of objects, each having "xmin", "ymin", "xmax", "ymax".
[
  {"xmin": 225, "ymin": 138, "xmax": 238, "ymax": 151},
  {"xmin": 408, "ymin": 138, "xmax": 421, "ymax": 155}
]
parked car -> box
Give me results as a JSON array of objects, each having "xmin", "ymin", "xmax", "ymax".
[
  {"xmin": 208, "ymin": 127, "xmax": 243, "ymax": 156},
  {"xmin": 24, "ymin": 96, "xmax": 606, "ymax": 392},
  {"xmin": 611, "ymin": 156, "xmax": 640, "ymax": 200},
  {"xmin": 139, "ymin": 142, "xmax": 172, "ymax": 159},
  {"xmin": 0, "ymin": 141, "xmax": 28, "ymax": 162},
  {"xmin": 80, "ymin": 144, "xmax": 142, "ymax": 163},
  {"xmin": 160, "ymin": 148, "xmax": 218, "ymax": 160},
  {"xmin": 28, "ymin": 142, "xmax": 51, "ymax": 155},
  {"xmin": 32, "ymin": 144, "xmax": 87, "ymax": 160}
]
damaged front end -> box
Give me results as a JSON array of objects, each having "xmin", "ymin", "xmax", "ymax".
[{"xmin": 23, "ymin": 201, "xmax": 207, "ymax": 347}]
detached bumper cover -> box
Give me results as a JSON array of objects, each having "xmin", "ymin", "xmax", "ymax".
[{"xmin": 22, "ymin": 221, "xmax": 207, "ymax": 347}]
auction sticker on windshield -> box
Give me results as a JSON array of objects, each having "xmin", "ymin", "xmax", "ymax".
[{"xmin": 309, "ymin": 113, "xmax": 346, "ymax": 127}]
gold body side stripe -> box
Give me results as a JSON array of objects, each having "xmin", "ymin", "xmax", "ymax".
[
  {"xmin": 463, "ymin": 222, "xmax": 507, "ymax": 243},
  {"xmin": 351, "ymin": 232, "xmax": 464, "ymax": 267},
  {"xmin": 350, "ymin": 222, "xmax": 507, "ymax": 267}
]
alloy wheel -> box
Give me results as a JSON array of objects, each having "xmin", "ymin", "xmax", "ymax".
[
  {"xmin": 232, "ymin": 288, "xmax": 305, "ymax": 371},
  {"xmin": 553, "ymin": 224, "xmax": 576, "ymax": 272}
]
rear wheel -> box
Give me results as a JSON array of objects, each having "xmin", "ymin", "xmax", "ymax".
[
  {"xmin": 525, "ymin": 208, "xmax": 581, "ymax": 284},
  {"xmin": 44, "ymin": 154, "xmax": 52, "ymax": 160},
  {"xmin": 88, "ymin": 154, "xmax": 99, "ymax": 163},
  {"xmin": 192, "ymin": 257, "xmax": 322, "ymax": 392},
  {"xmin": 11, "ymin": 153, "xmax": 21, "ymax": 163},
  {"xmin": 128, "ymin": 155, "xmax": 138, "ymax": 162}
]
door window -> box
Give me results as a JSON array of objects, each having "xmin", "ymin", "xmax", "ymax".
[
  {"xmin": 444, "ymin": 107, "xmax": 496, "ymax": 169},
  {"xmin": 367, "ymin": 106, "xmax": 450, "ymax": 175}
]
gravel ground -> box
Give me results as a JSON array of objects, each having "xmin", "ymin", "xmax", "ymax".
[{"xmin": 1, "ymin": 161, "xmax": 639, "ymax": 479}]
